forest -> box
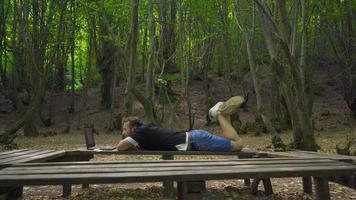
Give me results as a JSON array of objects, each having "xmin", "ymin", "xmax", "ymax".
[
  {"xmin": 1, "ymin": 0, "xmax": 356, "ymax": 199},
  {"xmin": 0, "ymin": 0, "xmax": 355, "ymax": 151}
]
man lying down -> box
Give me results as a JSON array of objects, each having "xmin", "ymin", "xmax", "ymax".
[{"xmin": 117, "ymin": 96, "xmax": 245, "ymax": 152}]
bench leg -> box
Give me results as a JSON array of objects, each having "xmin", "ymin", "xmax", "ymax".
[
  {"xmin": 82, "ymin": 184, "xmax": 89, "ymax": 189},
  {"xmin": 251, "ymin": 178, "xmax": 260, "ymax": 194},
  {"xmin": 162, "ymin": 181, "xmax": 174, "ymax": 198},
  {"xmin": 251, "ymin": 178, "xmax": 273, "ymax": 195},
  {"xmin": 177, "ymin": 181, "xmax": 206, "ymax": 200},
  {"xmin": 162, "ymin": 155, "xmax": 174, "ymax": 198},
  {"xmin": 314, "ymin": 177, "xmax": 330, "ymax": 200},
  {"xmin": 58, "ymin": 152, "xmax": 93, "ymax": 191},
  {"xmin": 303, "ymin": 176, "xmax": 313, "ymax": 194},
  {"xmin": 237, "ymin": 155, "xmax": 253, "ymax": 187},
  {"xmin": 63, "ymin": 184, "xmax": 72, "ymax": 197},
  {"xmin": 0, "ymin": 186, "xmax": 23, "ymax": 200},
  {"xmin": 244, "ymin": 178, "xmax": 251, "ymax": 186},
  {"xmin": 262, "ymin": 178, "xmax": 273, "ymax": 195}
]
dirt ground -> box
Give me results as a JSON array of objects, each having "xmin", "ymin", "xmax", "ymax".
[{"xmin": 21, "ymin": 179, "xmax": 356, "ymax": 200}]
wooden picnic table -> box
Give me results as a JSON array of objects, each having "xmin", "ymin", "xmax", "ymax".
[
  {"xmin": 0, "ymin": 149, "xmax": 67, "ymax": 169},
  {"xmin": 74, "ymin": 148, "xmax": 263, "ymax": 158},
  {"xmin": 266, "ymin": 150, "xmax": 356, "ymax": 163},
  {"xmin": 70, "ymin": 148, "xmax": 262, "ymax": 197},
  {"xmin": 0, "ymin": 149, "xmax": 93, "ymax": 200},
  {"xmin": 1, "ymin": 157, "xmax": 355, "ymax": 200},
  {"xmin": 265, "ymin": 150, "xmax": 356, "ymax": 191}
]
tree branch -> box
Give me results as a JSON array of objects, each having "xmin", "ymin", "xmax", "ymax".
[{"xmin": 252, "ymin": 0, "xmax": 280, "ymax": 34}]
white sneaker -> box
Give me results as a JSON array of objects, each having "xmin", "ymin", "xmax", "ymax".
[
  {"xmin": 209, "ymin": 102, "xmax": 224, "ymax": 122},
  {"xmin": 219, "ymin": 96, "xmax": 245, "ymax": 115}
]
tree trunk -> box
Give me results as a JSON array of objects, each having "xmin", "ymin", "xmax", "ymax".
[
  {"xmin": 219, "ymin": 0, "xmax": 233, "ymax": 96},
  {"xmin": 202, "ymin": 36, "xmax": 213, "ymax": 125},
  {"xmin": 145, "ymin": 0, "xmax": 156, "ymax": 116},
  {"xmin": 233, "ymin": 0, "xmax": 277, "ymax": 135},
  {"xmin": 0, "ymin": 77, "xmax": 45, "ymax": 144},
  {"xmin": 158, "ymin": 0, "xmax": 176, "ymax": 73},
  {"xmin": 68, "ymin": 0, "xmax": 76, "ymax": 113},
  {"xmin": 123, "ymin": 0, "xmax": 139, "ymax": 117},
  {"xmin": 255, "ymin": 0, "xmax": 317, "ymax": 151},
  {"xmin": 97, "ymin": 3, "xmax": 116, "ymax": 109},
  {"xmin": 0, "ymin": 0, "xmax": 7, "ymax": 93},
  {"xmin": 8, "ymin": 0, "xmax": 23, "ymax": 110},
  {"xmin": 54, "ymin": 0, "xmax": 67, "ymax": 92},
  {"xmin": 77, "ymin": 13, "xmax": 96, "ymax": 129}
]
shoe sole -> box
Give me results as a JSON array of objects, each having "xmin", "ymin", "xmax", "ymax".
[
  {"xmin": 209, "ymin": 102, "xmax": 224, "ymax": 122},
  {"xmin": 219, "ymin": 96, "xmax": 245, "ymax": 115}
]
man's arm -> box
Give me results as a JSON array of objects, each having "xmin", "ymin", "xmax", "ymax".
[{"xmin": 117, "ymin": 138, "xmax": 135, "ymax": 151}]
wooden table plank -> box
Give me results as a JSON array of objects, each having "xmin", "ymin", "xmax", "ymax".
[
  {"xmin": 0, "ymin": 162, "xmax": 345, "ymax": 175},
  {"xmin": 0, "ymin": 151, "xmax": 56, "ymax": 164},
  {"xmin": 3, "ymin": 157, "xmax": 329, "ymax": 168},
  {"xmin": 10, "ymin": 151, "xmax": 66, "ymax": 164},
  {"xmin": 0, "ymin": 150, "xmax": 43, "ymax": 161},
  {"xmin": 75, "ymin": 148, "xmax": 261, "ymax": 156},
  {"xmin": 3, "ymin": 159, "xmax": 337, "ymax": 171},
  {"xmin": 0, "ymin": 165, "xmax": 355, "ymax": 186},
  {"xmin": 0, "ymin": 149, "xmax": 29, "ymax": 157},
  {"xmin": 266, "ymin": 151, "xmax": 356, "ymax": 163},
  {"xmin": 295, "ymin": 151, "xmax": 356, "ymax": 163}
]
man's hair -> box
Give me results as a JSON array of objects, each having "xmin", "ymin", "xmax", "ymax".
[{"xmin": 122, "ymin": 116, "xmax": 142, "ymax": 129}]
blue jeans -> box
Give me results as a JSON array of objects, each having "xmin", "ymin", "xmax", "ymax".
[{"xmin": 189, "ymin": 129, "xmax": 232, "ymax": 151}]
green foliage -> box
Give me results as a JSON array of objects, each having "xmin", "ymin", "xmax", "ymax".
[
  {"xmin": 163, "ymin": 73, "xmax": 183, "ymax": 82},
  {"xmin": 155, "ymin": 74, "xmax": 179, "ymax": 104},
  {"xmin": 336, "ymin": 135, "xmax": 355, "ymax": 155},
  {"xmin": 242, "ymin": 122, "xmax": 261, "ymax": 134},
  {"xmin": 271, "ymin": 135, "xmax": 287, "ymax": 152},
  {"xmin": 0, "ymin": 0, "xmax": 354, "ymax": 147},
  {"xmin": 232, "ymin": 120, "xmax": 242, "ymax": 133}
]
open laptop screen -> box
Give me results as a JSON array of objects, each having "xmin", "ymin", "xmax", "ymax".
[{"xmin": 84, "ymin": 127, "xmax": 95, "ymax": 149}]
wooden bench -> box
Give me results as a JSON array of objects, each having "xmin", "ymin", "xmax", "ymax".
[
  {"xmin": 0, "ymin": 149, "xmax": 93, "ymax": 168},
  {"xmin": 0, "ymin": 157, "xmax": 355, "ymax": 200},
  {"xmin": 266, "ymin": 150, "xmax": 356, "ymax": 193},
  {"xmin": 0, "ymin": 149, "xmax": 67, "ymax": 169},
  {"xmin": 71, "ymin": 148, "xmax": 263, "ymax": 196},
  {"xmin": 0, "ymin": 149, "xmax": 93, "ymax": 199}
]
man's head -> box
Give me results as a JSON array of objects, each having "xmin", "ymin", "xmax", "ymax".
[{"xmin": 122, "ymin": 116, "xmax": 142, "ymax": 137}]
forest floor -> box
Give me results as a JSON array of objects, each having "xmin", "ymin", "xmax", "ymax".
[{"xmin": 1, "ymin": 64, "xmax": 356, "ymax": 199}]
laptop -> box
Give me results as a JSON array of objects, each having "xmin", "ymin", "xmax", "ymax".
[{"xmin": 83, "ymin": 127, "xmax": 116, "ymax": 151}]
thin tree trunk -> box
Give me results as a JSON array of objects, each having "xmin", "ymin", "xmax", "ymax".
[
  {"xmin": 9, "ymin": 0, "xmax": 23, "ymax": 110},
  {"xmin": 69, "ymin": 0, "xmax": 76, "ymax": 113},
  {"xmin": 256, "ymin": 0, "xmax": 317, "ymax": 151},
  {"xmin": 108, "ymin": 65, "xmax": 117, "ymax": 130},
  {"xmin": 233, "ymin": 0, "xmax": 276, "ymax": 135},
  {"xmin": 77, "ymin": 14, "xmax": 95, "ymax": 129},
  {"xmin": 203, "ymin": 36, "xmax": 213, "ymax": 125},
  {"xmin": 97, "ymin": 1, "xmax": 117, "ymax": 109},
  {"xmin": 124, "ymin": 0, "xmax": 139, "ymax": 117},
  {"xmin": 54, "ymin": 0, "xmax": 67, "ymax": 92},
  {"xmin": 219, "ymin": 0, "xmax": 233, "ymax": 96},
  {"xmin": 146, "ymin": 0, "xmax": 155, "ymax": 110},
  {"xmin": 186, "ymin": 2, "xmax": 194, "ymax": 129},
  {"xmin": 24, "ymin": 0, "xmax": 40, "ymax": 136},
  {"xmin": 0, "ymin": 0, "xmax": 6, "ymax": 92}
]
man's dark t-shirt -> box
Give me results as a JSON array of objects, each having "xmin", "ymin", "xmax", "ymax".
[{"xmin": 129, "ymin": 123, "xmax": 186, "ymax": 150}]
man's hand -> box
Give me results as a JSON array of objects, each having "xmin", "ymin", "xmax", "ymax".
[{"xmin": 117, "ymin": 138, "xmax": 135, "ymax": 151}]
